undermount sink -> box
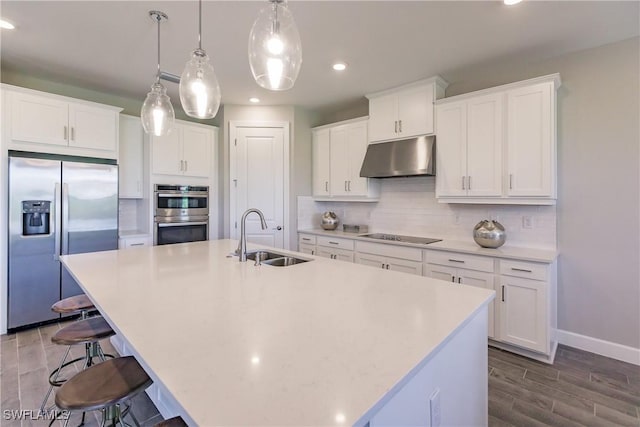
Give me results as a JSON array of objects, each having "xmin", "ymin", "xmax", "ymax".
[{"xmin": 243, "ymin": 250, "xmax": 311, "ymax": 267}]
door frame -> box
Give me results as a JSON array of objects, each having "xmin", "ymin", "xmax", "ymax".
[{"xmin": 229, "ymin": 121, "xmax": 290, "ymax": 250}]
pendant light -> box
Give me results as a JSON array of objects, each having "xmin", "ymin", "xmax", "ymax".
[
  {"xmin": 248, "ymin": 0, "xmax": 302, "ymax": 91},
  {"xmin": 179, "ymin": 0, "xmax": 221, "ymax": 119},
  {"xmin": 141, "ymin": 11, "xmax": 175, "ymax": 137}
]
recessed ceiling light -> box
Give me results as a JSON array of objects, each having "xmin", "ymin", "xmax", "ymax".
[
  {"xmin": 0, "ymin": 19, "xmax": 15, "ymax": 30},
  {"xmin": 332, "ymin": 63, "xmax": 347, "ymax": 71},
  {"xmin": 504, "ymin": 0, "xmax": 522, "ymax": 5},
  {"xmin": 249, "ymin": 97, "xmax": 260, "ymax": 103}
]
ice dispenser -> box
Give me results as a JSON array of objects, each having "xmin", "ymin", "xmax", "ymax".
[{"xmin": 22, "ymin": 200, "xmax": 51, "ymax": 236}]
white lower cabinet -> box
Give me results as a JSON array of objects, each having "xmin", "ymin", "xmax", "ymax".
[
  {"xmin": 424, "ymin": 252, "xmax": 496, "ymax": 338},
  {"xmin": 298, "ymin": 243, "xmax": 316, "ymax": 255},
  {"xmin": 299, "ymin": 234, "xmax": 354, "ymax": 262},
  {"xmin": 317, "ymin": 246, "xmax": 354, "ymax": 262}
]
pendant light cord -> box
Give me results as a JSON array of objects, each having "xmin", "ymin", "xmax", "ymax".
[
  {"xmin": 198, "ymin": 0, "xmax": 202, "ymax": 50},
  {"xmin": 156, "ymin": 14, "xmax": 161, "ymax": 81}
]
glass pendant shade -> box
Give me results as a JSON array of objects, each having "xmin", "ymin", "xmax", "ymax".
[
  {"xmin": 180, "ymin": 49, "xmax": 221, "ymax": 119},
  {"xmin": 249, "ymin": 1, "xmax": 302, "ymax": 91},
  {"xmin": 141, "ymin": 82, "xmax": 175, "ymax": 137}
]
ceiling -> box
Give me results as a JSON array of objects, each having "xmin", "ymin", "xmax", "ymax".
[{"xmin": 1, "ymin": 1, "xmax": 638, "ymax": 116}]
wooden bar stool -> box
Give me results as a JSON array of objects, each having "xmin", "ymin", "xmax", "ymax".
[
  {"xmin": 40, "ymin": 316, "xmax": 115, "ymax": 412},
  {"xmin": 51, "ymin": 294, "xmax": 95, "ymax": 319},
  {"xmin": 155, "ymin": 416, "xmax": 188, "ymax": 427},
  {"xmin": 54, "ymin": 356, "xmax": 152, "ymax": 427}
]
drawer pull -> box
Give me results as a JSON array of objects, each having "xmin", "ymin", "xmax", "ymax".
[
  {"xmin": 302, "ymin": 238, "xmax": 311, "ymax": 241},
  {"xmin": 130, "ymin": 243, "xmax": 145, "ymax": 246},
  {"xmin": 328, "ymin": 241, "xmax": 339, "ymax": 245},
  {"xmin": 511, "ymin": 268, "xmax": 532, "ymax": 273},
  {"xmin": 451, "ymin": 276, "xmax": 455, "ymax": 283},
  {"xmin": 448, "ymin": 259, "xmax": 465, "ymax": 263},
  {"xmin": 458, "ymin": 277, "xmax": 462, "ymax": 284},
  {"xmin": 381, "ymin": 263, "xmax": 385, "ymax": 269},
  {"xmin": 386, "ymin": 264, "xmax": 390, "ymax": 270}
]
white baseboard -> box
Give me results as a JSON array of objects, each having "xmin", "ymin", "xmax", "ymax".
[{"xmin": 556, "ymin": 329, "xmax": 640, "ymax": 366}]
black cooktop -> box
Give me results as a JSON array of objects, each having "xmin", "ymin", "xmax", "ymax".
[{"xmin": 360, "ymin": 233, "xmax": 442, "ymax": 245}]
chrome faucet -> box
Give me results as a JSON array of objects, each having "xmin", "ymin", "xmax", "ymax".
[{"xmin": 236, "ymin": 208, "xmax": 268, "ymax": 262}]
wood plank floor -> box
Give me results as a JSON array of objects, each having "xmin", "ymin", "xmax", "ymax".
[
  {"xmin": 489, "ymin": 345, "xmax": 640, "ymax": 426},
  {"xmin": 2, "ymin": 321, "xmax": 639, "ymax": 426}
]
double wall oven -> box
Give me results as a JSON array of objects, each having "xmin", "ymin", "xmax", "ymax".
[{"xmin": 154, "ymin": 184, "xmax": 209, "ymax": 245}]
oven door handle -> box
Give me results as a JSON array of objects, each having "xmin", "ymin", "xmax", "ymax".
[
  {"xmin": 157, "ymin": 221, "xmax": 209, "ymax": 228},
  {"xmin": 156, "ymin": 193, "xmax": 208, "ymax": 198}
]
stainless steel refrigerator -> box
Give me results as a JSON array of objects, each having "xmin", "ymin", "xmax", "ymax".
[{"xmin": 8, "ymin": 152, "xmax": 118, "ymax": 330}]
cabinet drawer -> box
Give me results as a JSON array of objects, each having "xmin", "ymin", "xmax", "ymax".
[
  {"xmin": 298, "ymin": 243, "xmax": 316, "ymax": 255},
  {"xmin": 317, "ymin": 236, "xmax": 355, "ymax": 250},
  {"xmin": 425, "ymin": 250, "xmax": 494, "ymax": 273},
  {"xmin": 355, "ymin": 241, "xmax": 422, "ymax": 262},
  {"xmin": 499, "ymin": 260, "xmax": 547, "ymax": 281},
  {"xmin": 298, "ymin": 234, "xmax": 317, "ymax": 245},
  {"xmin": 119, "ymin": 236, "xmax": 151, "ymax": 249}
]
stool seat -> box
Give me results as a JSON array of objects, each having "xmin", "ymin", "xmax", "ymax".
[
  {"xmin": 52, "ymin": 294, "xmax": 94, "ymax": 314},
  {"xmin": 52, "ymin": 316, "xmax": 115, "ymax": 346},
  {"xmin": 155, "ymin": 416, "xmax": 188, "ymax": 427},
  {"xmin": 55, "ymin": 356, "xmax": 152, "ymax": 412}
]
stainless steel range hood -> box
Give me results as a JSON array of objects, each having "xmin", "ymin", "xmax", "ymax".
[{"xmin": 359, "ymin": 135, "xmax": 435, "ymax": 178}]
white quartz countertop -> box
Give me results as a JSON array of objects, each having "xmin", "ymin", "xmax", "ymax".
[
  {"xmin": 299, "ymin": 229, "xmax": 558, "ymax": 263},
  {"xmin": 61, "ymin": 240, "xmax": 493, "ymax": 426}
]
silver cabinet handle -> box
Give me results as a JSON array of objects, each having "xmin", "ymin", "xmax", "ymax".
[
  {"xmin": 381, "ymin": 263, "xmax": 385, "ymax": 269},
  {"xmin": 501, "ymin": 285, "xmax": 505, "ymax": 302},
  {"xmin": 328, "ymin": 241, "xmax": 339, "ymax": 245},
  {"xmin": 398, "ymin": 120, "xmax": 402, "ymax": 133},
  {"xmin": 130, "ymin": 243, "xmax": 145, "ymax": 247},
  {"xmin": 448, "ymin": 259, "xmax": 465, "ymax": 263},
  {"xmin": 451, "ymin": 276, "xmax": 455, "ymax": 283},
  {"xmin": 63, "ymin": 126, "xmax": 68, "ymax": 140},
  {"xmin": 344, "ymin": 181, "xmax": 347, "ymax": 191},
  {"xmin": 458, "ymin": 277, "xmax": 462, "ymax": 284},
  {"xmin": 462, "ymin": 176, "xmax": 466, "ymax": 190},
  {"xmin": 468, "ymin": 176, "xmax": 471, "ymax": 190},
  {"xmin": 386, "ymin": 264, "xmax": 390, "ymax": 270},
  {"xmin": 394, "ymin": 120, "xmax": 397, "ymax": 133},
  {"xmin": 509, "ymin": 174, "xmax": 513, "ymax": 190},
  {"xmin": 71, "ymin": 127, "xmax": 75, "ymax": 141},
  {"xmin": 184, "ymin": 160, "xmax": 188, "ymax": 171},
  {"xmin": 511, "ymin": 267, "xmax": 532, "ymax": 273},
  {"xmin": 311, "ymin": 250, "xmax": 315, "ymax": 255},
  {"xmin": 180, "ymin": 160, "xmax": 184, "ymax": 171},
  {"xmin": 53, "ymin": 183, "xmax": 61, "ymax": 260},
  {"xmin": 347, "ymin": 181, "xmax": 351, "ymax": 191},
  {"xmin": 273, "ymin": 226, "xmax": 282, "ymax": 231},
  {"xmin": 302, "ymin": 237, "xmax": 311, "ymax": 241},
  {"xmin": 325, "ymin": 181, "xmax": 328, "ymax": 192},
  {"xmin": 61, "ymin": 183, "xmax": 69, "ymax": 255}
]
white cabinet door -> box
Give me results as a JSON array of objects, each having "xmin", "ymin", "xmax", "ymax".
[
  {"xmin": 329, "ymin": 127, "xmax": 350, "ymax": 196},
  {"xmin": 435, "ymin": 101, "xmax": 467, "ymax": 197},
  {"xmin": 298, "ymin": 243, "xmax": 316, "ymax": 255},
  {"xmin": 458, "ymin": 269, "xmax": 496, "ymax": 339},
  {"xmin": 507, "ymin": 82, "xmax": 553, "ymax": 197},
  {"xmin": 368, "ymin": 94, "xmax": 397, "ymax": 142},
  {"xmin": 69, "ymin": 103, "xmax": 118, "ymax": 152},
  {"xmin": 182, "ymin": 125, "xmax": 211, "ymax": 178},
  {"xmin": 151, "ymin": 128, "xmax": 182, "ymax": 175},
  {"xmin": 387, "ymin": 257, "xmax": 422, "ymax": 276},
  {"xmin": 316, "ymin": 247, "xmax": 334, "ymax": 260},
  {"xmin": 499, "ymin": 275, "xmax": 548, "ymax": 353},
  {"xmin": 334, "ymin": 250, "xmax": 355, "ymax": 263},
  {"xmin": 119, "ymin": 115, "xmax": 144, "ymax": 198},
  {"xmin": 466, "ymin": 94, "xmax": 503, "ymax": 197},
  {"xmin": 423, "ymin": 264, "xmax": 457, "ymax": 283},
  {"xmin": 312, "ymin": 129, "xmax": 331, "ymax": 196},
  {"xmin": 346, "ymin": 122, "xmax": 368, "ymax": 196},
  {"xmin": 355, "ymin": 252, "xmax": 386, "ymax": 270},
  {"xmin": 397, "ymin": 84, "xmax": 434, "ymax": 138},
  {"xmin": 10, "ymin": 91, "xmax": 69, "ymax": 146}
]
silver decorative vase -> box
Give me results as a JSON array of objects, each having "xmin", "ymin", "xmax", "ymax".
[
  {"xmin": 320, "ymin": 211, "xmax": 339, "ymax": 230},
  {"xmin": 473, "ymin": 220, "xmax": 506, "ymax": 248}
]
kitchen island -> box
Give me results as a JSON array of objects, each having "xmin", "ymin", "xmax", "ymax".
[{"xmin": 61, "ymin": 239, "xmax": 494, "ymax": 426}]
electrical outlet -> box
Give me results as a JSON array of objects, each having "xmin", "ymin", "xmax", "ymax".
[
  {"xmin": 522, "ymin": 215, "xmax": 533, "ymax": 229},
  {"xmin": 429, "ymin": 388, "xmax": 441, "ymax": 427}
]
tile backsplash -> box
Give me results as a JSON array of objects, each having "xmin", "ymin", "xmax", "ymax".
[
  {"xmin": 118, "ymin": 199, "xmax": 139, "ymax": 232},
  {"xmin": 298, "ymin": 176, "xmax": 556, "ymax": 249}
]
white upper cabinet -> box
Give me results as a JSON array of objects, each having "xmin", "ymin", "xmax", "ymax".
[
  {"xmin": 435, "ymin": 74, "xmax": 560, "ymax": 205},
  {"xmin": 150, "ymin": 120, "xmax": 215, "ymax": 179},
  {"xmin": 4, "ymin": 85, "xmax": 121, "ymax": 158},
  {"xmin": 312, "ymin": 117, "xmax": 379, "ymax": 200},
  {"xmin": 436, "ymin": 94, "xmax": 503, "ymax": 198},
  {"xmin": 119, "ymin": 115, "xmax": 144, "ymax": 198},
  {"xmin": 506, "ymin": 82, "xmax": 554, "ymax": 198},
  {"xmin": 366, "ymin": 77, "xmax": 448, "ymax": 143}
]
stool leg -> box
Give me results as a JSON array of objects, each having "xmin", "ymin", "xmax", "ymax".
[{"xmin": 40, "ymin": 345, "xmax": 71, "ymax": 411}]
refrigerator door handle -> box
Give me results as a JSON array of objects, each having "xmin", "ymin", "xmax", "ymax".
[
  {"xmin": 62, "ymin": 183, "xmax": 69, "ymax": 255},
  {"xmin": 54, "ymin": 183, "xmax": 61, "ymax": 260}
]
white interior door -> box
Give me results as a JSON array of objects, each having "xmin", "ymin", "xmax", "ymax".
[{"xmin": 233, "ymin": 126, "xmax": 285, "ymax": 248}]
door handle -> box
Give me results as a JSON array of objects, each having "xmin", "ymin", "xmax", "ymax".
[
  {"xmin": 451, "ymin": 276, "xmax": 455, "ymax": 283},
  {"xmin": 63, "ymin": 126, "xmax": 68, "ymax": 141},
  {"xmin": 394, "ymin": 121, "xmax": 398, "ymax": 133},
  {"xmin": 347, "ymin": 181, "xmax": 351, "ymax": 191},
  {"xmin": 180, "ymin": 160, "xmax": 184, "ymax": 171},
  {"xmin": 61, "ymin": 183, "xmax": 69, "ymax": 255},
  {"xmin": 462, "ymin": 176, "xmax": 465, "ymax": 190},
  {"xmin": 501, "ymin": 285, "xmax": 505, "ymax": 302},
  {"xmin": 386, "ymin": 264, "xmax": 390, "ymax": 270},
  {"xmin": 398, "ymin": 120, "xmax": 402, "ymax": 133},
  {"xmin": 273, "ymin": 226, "xmax": 282, "ymax": 231},
  {"xmin": 325, "ymin": 181, "xmax": 328, "ymax": 192},
  {"xmin": 184, "ymin": 160, "xmax": 188, "ymax": 171},
  {"xmin": 53, "ymin": 183, "xmax": 61, "ymax": 260},
  {"xmin": 458, "ymin": 277, "xmax": 462, "ymax": 284},
  {"xmin": 468, "ymin": 176, "xmax": 471, "ymax": 190},
  {"xmin": 71, "ymin": 127, "xmax": 75, "ymax": 141},
  {"xmin": 344, "ymin": 181, "xmax": 348, "ymax": 191}
]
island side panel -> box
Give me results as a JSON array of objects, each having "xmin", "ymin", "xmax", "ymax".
[{"xmin": 366, "ymin": 306, "xmax": 488, "ymax": 427}]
